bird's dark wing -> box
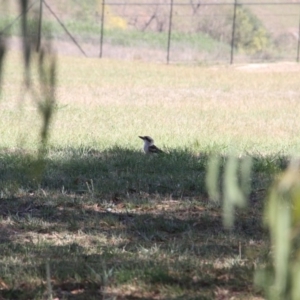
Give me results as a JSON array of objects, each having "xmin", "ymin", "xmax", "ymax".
[{"xmin": 148, "ymin": 145, "xmax": 163, "ymax": 154}]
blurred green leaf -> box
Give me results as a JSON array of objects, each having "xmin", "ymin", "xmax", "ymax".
[
  {"xmin": 292, "ymin": 260, "xmax": 300, "ymax": 300},
  {"xmin": 206, "ymin": 155, "xmax": 221, "ymax": 203},
  {"xmin": 207, "ymin": 155, "xmax": 252, "ymax": 228},
  {"xmin": 0, "ymin": 36, "xmax": 6, "ymax": 95},
  {"xmin": 292, "ymin": 187, "xmax": 300, "ymax": 226},
  {"xmin": 223, "ymin": 156, "xmax": 246, "ymax": 228},
  {"xmin": 260, "ymin": 160, "xmax": 300, "ymax": 299},
  {"xmin": 20, "ymin": 0, "xmax": 31, "ymax": 88}
]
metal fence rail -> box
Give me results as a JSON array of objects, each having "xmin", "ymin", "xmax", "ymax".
[{"xmin": 0, "ymin": 0, "xmax": 300, "ymax": 64}]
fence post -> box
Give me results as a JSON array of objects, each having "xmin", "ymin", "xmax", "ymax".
[
  {"xmin": 230, "ymin": 0, "xmax": 238, "ymax": 64},
  {"xmin": 297, "ymin": 5, "xmax": 300, "ymax": 62},
  {"xmin": 166, "ymin": 0, "xmax": 174, "ymax": 64},
  {"xmin": 99, "ymin": 0, "xmax": 105, "ymax": 58},
  {"xmin": 36, "ymin": 0, "xmax": 43, "ymax": 52}
]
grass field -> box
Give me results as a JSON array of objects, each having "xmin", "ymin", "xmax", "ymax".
[{"xmin": 0, "ymin": 50, "xmax": 300, "ymax": 299}]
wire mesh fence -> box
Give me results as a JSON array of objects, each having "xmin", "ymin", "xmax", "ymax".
[{"xmin": 0, "ymin": 0, "xmax": 300, "ymax": 64}]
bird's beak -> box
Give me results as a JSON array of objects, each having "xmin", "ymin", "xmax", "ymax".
[{"xmin": 139, "ymin": 136, "xmax": 144, "ymax": 140}]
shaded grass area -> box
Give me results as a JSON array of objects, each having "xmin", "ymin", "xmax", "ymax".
[{"xmin": 0, "ymin": 147, "xmax": 287, "ymax": 299}]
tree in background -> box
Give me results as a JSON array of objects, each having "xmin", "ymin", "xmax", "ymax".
[{"xmin": 232, "ymin": 5, "xmax": 271, "ymax": 55}]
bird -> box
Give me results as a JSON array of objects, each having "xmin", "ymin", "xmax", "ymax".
[{"xmin": 139, "ymin": 136, "xmax": 163, "ymax": 154}]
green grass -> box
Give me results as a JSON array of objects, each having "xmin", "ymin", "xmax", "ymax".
[
  {"xmin": 103, "ymin": 28, "xmax": 229, "ymax": 53},
  {"xmin": 0, "ymin": 50, "xmax": 299, "ymax": 298},
  {"xmin": 1, "ymin": 52, "xmax": 300, "ymax": 153}
]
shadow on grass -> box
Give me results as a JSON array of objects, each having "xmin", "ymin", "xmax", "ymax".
[
  {"xmin": 0, "ymin": 146, "xmax": 287, "ymax": 299},
  {"xmin": 0, "ymin": 145, "xmax": 288, "ymax": 196},
  {"xmin": 0, "ymin": 146, "xmax": 208, "ymax": 196}
]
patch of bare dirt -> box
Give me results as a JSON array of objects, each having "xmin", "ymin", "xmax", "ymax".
[{"xmin": 236, "ymin": 62, "xmax": 300, "ymax": 72}]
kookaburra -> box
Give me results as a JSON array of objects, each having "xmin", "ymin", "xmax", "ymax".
[{"xmin": 139, "ymin": 136, "xmax": 163, "ymax": 154}]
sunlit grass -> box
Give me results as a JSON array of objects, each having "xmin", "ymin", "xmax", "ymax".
[{"xmin": 1, "ymin": 51, "xmax": 300, "ymax": 154}]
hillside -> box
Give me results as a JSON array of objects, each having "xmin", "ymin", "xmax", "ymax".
[{"xmin": 1, "ymin": 0, "xmax": 298, "ymax": 36}]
